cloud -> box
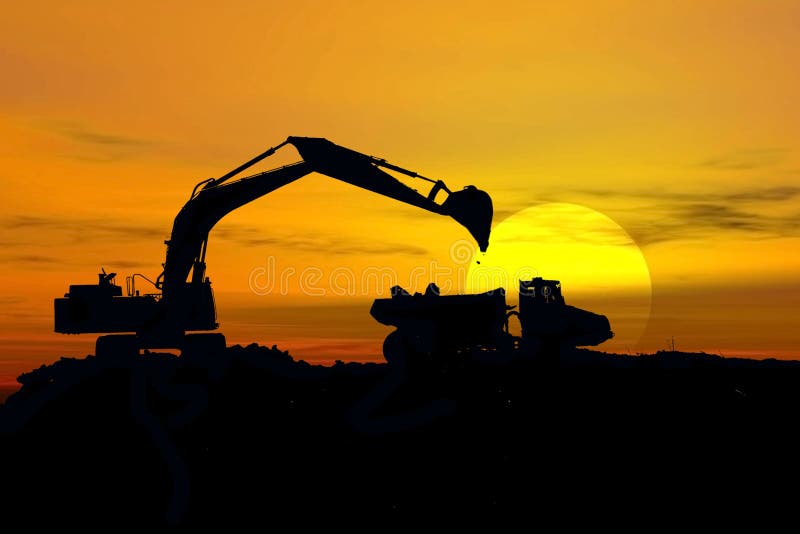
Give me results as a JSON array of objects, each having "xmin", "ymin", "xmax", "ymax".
[
  {"xmin": 573, "ymin": 185, "xmax": 800, "ymax": 205},
  {"xmin": 626, "ymin": 201, "xmax": 797, "ymax": 247},
  {"xmin": 2, "ymin": 254, "xmax": 59, "ymax": 265},
  {"xmin": 45, "ymin": 120, "xmax": 153, "ymax": 147},
  {"xmin": 107, "ymin": 260, "xmax": 153, "ymax": 269},
  {"xmin": 681, "ymin": 203, "xmax": 763, "ymax": 231},
  {"xmin": 2, "ymin": 213, "xmax": 429, "ymax": 258},
  {"xmin": 723, "ymin": 186, "xmax": 800, "ymax": 202},
  {"xmin": 0, "ymin": 215, "xmax": 170, "ymax": 269},
  {"xmin": 35, "ymin": 120, "xmax": 159, "ymax": 162},
  {"xmin": 214, "ymin": 226, "xmax": 430, "ymax": 256},
  {"xmin": 4, "ymin": 215, "xmax": 166, "ymax": 242},
  {"xmin": 627, "ymin": 204, "xmax": 797, "ymax": 247},
  {"xmin": 497, "ymin": 183, "xmax": 800, "ymax": 248},
  {"xmin": 696, "ymin": 148, "xmax": 788, "ymax": 170}
]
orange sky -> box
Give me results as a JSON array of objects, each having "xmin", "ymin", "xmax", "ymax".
[{"xmin": 1, "ymin": 1, "xmax": 799, "ymax": 387}]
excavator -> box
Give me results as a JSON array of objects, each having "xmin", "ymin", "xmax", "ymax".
[{"xmin": 54, "ymin": 137, "xmax": 493, "ymax": 358}]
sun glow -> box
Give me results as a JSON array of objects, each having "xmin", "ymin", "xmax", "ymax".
[{"xmin": 467, "ymin": 203, "xmax": 652, "ymax": 351}]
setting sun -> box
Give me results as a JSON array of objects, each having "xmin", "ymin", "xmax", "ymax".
[{"xmin": 468, "ymin": 203, "xmax": 652, "ymax": 352}]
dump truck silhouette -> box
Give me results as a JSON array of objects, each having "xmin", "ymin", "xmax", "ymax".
[{"xmin": 370, "ymin": 277, "xmax": 613, "ymax": 366}]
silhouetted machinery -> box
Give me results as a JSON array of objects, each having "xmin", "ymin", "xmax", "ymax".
[
  {"xmin": 54, "ymin": 137, "xmax": 493, "ymax": 357},
  {"xmin": 517, "ymin": 277, "xmax": 613, "ymax": 349},
  {"xmin": 371, "ymin": 277, "xmax": 613, "ymax": 366}
]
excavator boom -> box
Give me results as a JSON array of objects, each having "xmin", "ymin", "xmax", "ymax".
[{"xmin": 162, "ymin": 137, "xmax": 491, "ymax": 300}]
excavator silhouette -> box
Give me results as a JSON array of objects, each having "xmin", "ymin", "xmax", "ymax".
[{"xmin": 54, "ymin": 137, "xmax": 493, "ymax": 358}]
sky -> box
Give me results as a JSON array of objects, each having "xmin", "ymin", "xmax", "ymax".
[{"xmin": 1, "ymin": 0, "xmax": 799, "ymax": 388}]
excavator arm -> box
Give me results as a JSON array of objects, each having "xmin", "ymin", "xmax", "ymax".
[{"xmin": 159, "ymin": 136, "xmax": 493, "ymax": 304}]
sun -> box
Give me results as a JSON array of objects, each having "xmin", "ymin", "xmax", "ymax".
[{"xmin": 466, "ymin": 203, "xmax": 652, "ymax": 352}]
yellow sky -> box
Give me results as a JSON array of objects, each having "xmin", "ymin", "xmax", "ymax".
[{"xmin": 1, "ymin": 1, "xmax": 799, "ymax": 385}]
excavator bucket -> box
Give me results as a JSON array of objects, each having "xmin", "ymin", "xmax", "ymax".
[{"xmin": 442, "ymin": 186, "xmax": 493, "ymax": 252}]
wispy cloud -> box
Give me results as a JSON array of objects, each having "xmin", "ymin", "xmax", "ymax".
[
  {"xmin": 574, "ymin": 185, "xmax": 800, "ymax": 246},
  {"xmin": 36, "ymin": 120, "xmax": 158, "ymax": 162},
  {"xmin": 45, "ymin": 120, "xmax": 153, "ymax": 147},
  {"xmin": 1, "ymin": 214, "xmax": 429, "ymax": 258},
  {"xmin": 696, "ymin": 148, "xmax": 789, "ymax": 171},
  {"xmin": 8, "ymin": 254, "xmax": 58, "ymax": 263},
  {"xmin": 0, "ymin": 215, "xmax": 168, "ymax": 269},
  {"xmin": 681, "ymin": 203, "xmax": 762, "ymax": 231},
  {"xmin": 0, "ymin": 254, "xmax": 60, "ymax": 266},
  {"xmin": 723, "ymin": 186, "xmax": 800, "ymax": 202},
  {"xmin": 494, "ymin": 183, "xmax": 800, "ymax": 248},
  {"xmin": 5, "ymin": 215, "xmax": 166, "ymax": 241},
  {"xmin": 574, "ymin": 185, "xmax": 800, "ymax": 205},
  {"xmin": 107, "ymin": 260, "xmax": 153, "ymax": 269},
  {"xmin": 215, "ymin": 226, "xmax": 429, "ymax": 256}
]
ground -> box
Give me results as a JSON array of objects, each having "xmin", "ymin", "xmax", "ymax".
[{"xmin": 1, "ymin": 344, "xmax": 799, "ymax": 526}]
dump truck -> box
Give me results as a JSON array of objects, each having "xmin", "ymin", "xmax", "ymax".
[{"xmin": 371, "ymin": 277, "xmax": 613, "ymax": 367}]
